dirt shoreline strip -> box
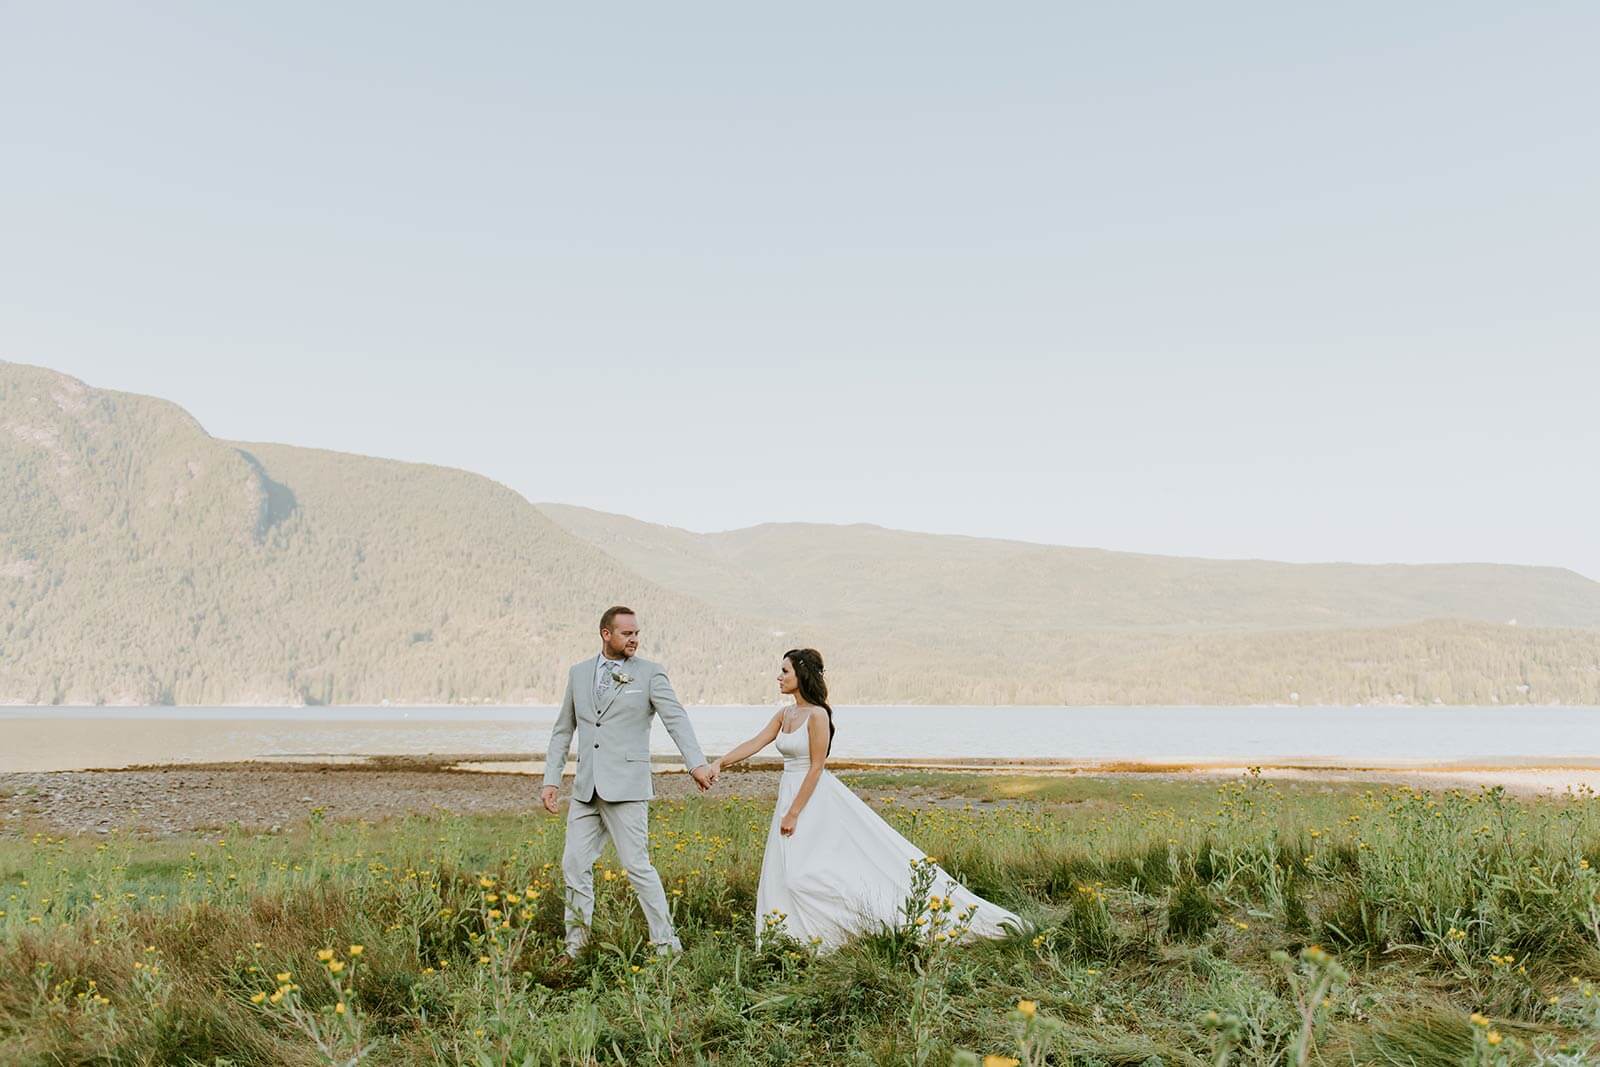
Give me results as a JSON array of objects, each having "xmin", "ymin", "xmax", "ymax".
[{"xmin": 2, "ymin": 756, "xmax": 1596, "ymax": 839}]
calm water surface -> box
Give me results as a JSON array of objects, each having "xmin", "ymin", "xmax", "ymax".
[{"xmin": 2, "ymin": 705, "xmax": 1597, "ymax": 772}]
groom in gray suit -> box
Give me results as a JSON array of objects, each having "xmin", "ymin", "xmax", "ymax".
[{"xmin": 540, "ymin": 606, "xmax": 716, "ymax": 957}]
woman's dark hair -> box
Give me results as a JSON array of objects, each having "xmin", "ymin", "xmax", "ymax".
[{"xmin": 784, "ymin": 648, "xmax": 834, "ymax": 755}]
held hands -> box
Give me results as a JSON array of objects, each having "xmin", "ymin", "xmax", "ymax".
[{"xmin": 543, "ymin": 770, "xmax": 716, "ymax": 804}]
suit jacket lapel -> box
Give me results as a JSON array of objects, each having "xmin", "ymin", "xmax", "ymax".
[{"xmin": 579, "ymin": 662, "xmax": 596, "ymax": 718}]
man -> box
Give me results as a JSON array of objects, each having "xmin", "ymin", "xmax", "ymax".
[{"xmin": 541, "ymin": 606, "xmax": 716, "ymax": 957}]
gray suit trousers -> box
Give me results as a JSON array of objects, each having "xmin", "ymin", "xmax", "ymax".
[{"xmin": 560, "ymin": 793, "xmax": 678, "ymax": 952}]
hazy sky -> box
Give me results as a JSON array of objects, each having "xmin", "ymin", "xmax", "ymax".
[{"xmin": 4, "ymin": 3, "xmax": 1597, "ymax": 579}]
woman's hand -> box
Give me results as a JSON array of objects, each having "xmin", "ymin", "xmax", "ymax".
[
  {"xmin": 708, "ymin": 758, "xmax": 722, "ymax": 779},
  {"xmin": 780, "ymin": 811, "xmax": 798, "ymax": 837}
]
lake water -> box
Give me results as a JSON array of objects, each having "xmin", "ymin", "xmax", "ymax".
[{"xmin": 1, "ymin": 705, "xmax": 1597, "ymax": 773}]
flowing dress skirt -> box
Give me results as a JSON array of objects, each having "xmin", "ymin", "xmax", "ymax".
[{"xmin": 754, "ymin": 766, "xmax": 1025, "ymax": 950}]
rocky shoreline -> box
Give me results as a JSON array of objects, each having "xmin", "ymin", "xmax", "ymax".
[
  {"xmin": 3, "ymin": 755, "xmax": 1596, "ymax": 839},
  {"xmin": 0, "ymin": 758, "xmax": 776, "ymax": 837}
]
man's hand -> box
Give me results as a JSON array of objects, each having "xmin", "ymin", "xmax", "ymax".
[
  {"xmin": 540, "ymin": 786, "xmax": 561, "ymax": 814},
  {"xmin": 689, "ymin": 764, "xmax": 715, "ymax": 792}
]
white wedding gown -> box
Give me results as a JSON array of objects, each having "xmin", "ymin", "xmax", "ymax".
[{"xmin": 754, "ymin": 706, "xmax": 1025, "ymax": 950}]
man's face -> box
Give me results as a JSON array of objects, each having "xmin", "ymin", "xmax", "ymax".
[{"xmin": 602, "ymin": 614, "xmax": 639, "ymax": 658}]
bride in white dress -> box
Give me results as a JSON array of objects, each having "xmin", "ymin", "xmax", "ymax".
[{"xmin": 708, "ymin": 648, "xmax": 1025, "ymax": 951}]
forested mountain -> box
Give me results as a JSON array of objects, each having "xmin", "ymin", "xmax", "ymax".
[
  {"xmin": 538, "ymin": 505, "xmax": 1600, "ymax": 632},
  {"xmin": 540, "ymin": 505, "xmax": 1600, "ymax": 705},
  {"xmin": 5, "ymin": 361, "xmax": 1599, "ymax": 706},
  {"xmin": 0, "ymin": 363, "xmax": 770, "ymax": 705}
]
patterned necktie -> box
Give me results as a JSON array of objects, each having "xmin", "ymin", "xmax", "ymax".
[{"xmin": 596, "ymin": 658, "xmax": 616, "ymax": 704}]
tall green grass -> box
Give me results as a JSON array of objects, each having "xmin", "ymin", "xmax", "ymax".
[{"xmin": 2, "ymin": 773, "xmax": 1598, "ymax": 1065}]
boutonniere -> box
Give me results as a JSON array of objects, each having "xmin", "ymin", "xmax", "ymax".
[{"xmin": 609, "ymin": 667, "xmax": 632, "ymax": 686}]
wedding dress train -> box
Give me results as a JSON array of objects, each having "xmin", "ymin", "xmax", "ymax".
[{"xmin": 753, "ymin": 707, "xmax": 1025, "ymax": 950}]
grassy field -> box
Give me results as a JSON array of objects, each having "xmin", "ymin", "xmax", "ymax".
[{"xmin": 3, "ymin": 771, "xmax": 1599, "ymax": 1065}]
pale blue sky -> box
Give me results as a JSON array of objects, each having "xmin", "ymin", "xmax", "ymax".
[{"xmin": 4, "ymin": 3, "xmax": 1597, "ymax": 578}]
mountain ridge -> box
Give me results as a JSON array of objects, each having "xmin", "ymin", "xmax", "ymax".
[
  {"xmin": 537, "ymin": 502, "xmax": 1600, "ymax": 634},
  {"xmin": 5, "ymin": 360, "xmax": 1599, "ymax": 706}
]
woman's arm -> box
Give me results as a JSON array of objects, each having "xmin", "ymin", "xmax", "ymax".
[
  {"xmin": 779, "ymin": 710, "xmax": 831, "ymax": 836},
  {"xmin": 710, "ymin": 711, "xmax": 784, "ymax": 773}
]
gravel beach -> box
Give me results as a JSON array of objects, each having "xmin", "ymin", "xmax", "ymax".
[{"xmin": 4, "ymin": 756, "xmax": 1596, "ymax": 838}]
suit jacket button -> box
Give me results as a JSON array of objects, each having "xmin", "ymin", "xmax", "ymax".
[{"xmin": 594, "ymin": 743, "xmax": 600, "ymax": 748}]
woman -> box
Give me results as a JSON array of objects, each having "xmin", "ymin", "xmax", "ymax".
[{"xmin": 709, "ymin": 648, "xmax": 1026, "ymax": 950}]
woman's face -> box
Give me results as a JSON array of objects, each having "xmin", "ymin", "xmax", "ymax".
[{"xmin": 777, "ymin": 658, "xmax": 799, "ymax": 695}]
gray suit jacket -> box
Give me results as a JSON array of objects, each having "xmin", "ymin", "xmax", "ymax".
[{"xmin": 541, "ymin": 655, "xmax": 707, "ymax": 802}]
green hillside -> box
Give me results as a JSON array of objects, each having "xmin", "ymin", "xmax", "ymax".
[
  {"xmin": 0, "ymin": 363, "xmax": 770, "ymax": 705},
  {"xmin": 538, "ymin": 505, "xmax": 1600, "ymax": 632},
  {"xmin": 4, "ymin": 361, "xmax": 1599, "ymax": 706},
  {"xmin": 539, "ymin": 504, "xmax": 1600, "ymax": 705}
]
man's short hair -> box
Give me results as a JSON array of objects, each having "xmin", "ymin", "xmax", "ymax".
[{"xmin": 600, "ymin": 605, "xmax": 636, "ymax": 633}]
